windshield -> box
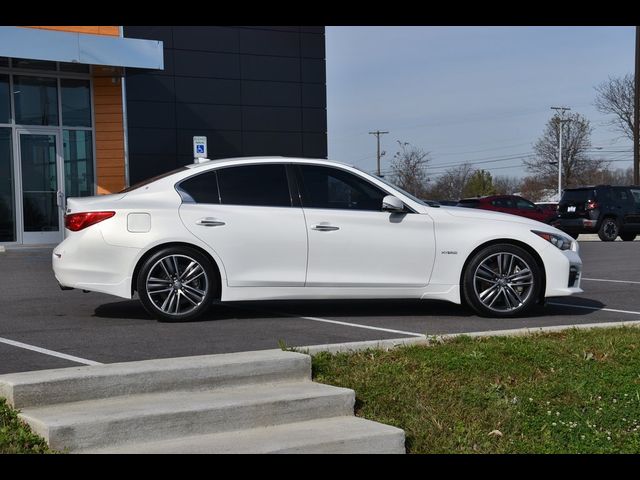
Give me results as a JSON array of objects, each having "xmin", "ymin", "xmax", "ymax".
[{"xmin": 119, "ymin": 166, "xmax": 189, "ymax": 193}]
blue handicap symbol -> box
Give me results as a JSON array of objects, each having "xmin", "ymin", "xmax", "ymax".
[{"xmin": 196, "ymin": 145, "xmax": 205, "ymax": 154}]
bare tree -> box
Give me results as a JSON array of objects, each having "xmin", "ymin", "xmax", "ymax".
[
  {"xmin": 425, "ymin": 163, "xmax": 474, "ymax": 201},
  {"xmin": 594, "ymin": 74, "xmax": 635, "ymax": 141},
  {"xmin": 519, "ymin": 176, "xmax": 549, "ymax": 202},
  {"xmin": 388, "ymin": 141, "xmax": 431, "ymax": 197},
  {"xmin": 524, "ymin": 112, "xmax": 606, "ymax": 189},
  {"xmin": 492, "ymin": 175, "xmax": 521, "ymax": 195}
]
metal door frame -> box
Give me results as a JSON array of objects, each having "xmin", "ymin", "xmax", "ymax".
[{"xmin": 14, "ymin": 127, "xmax": 64, "ymax": 245}]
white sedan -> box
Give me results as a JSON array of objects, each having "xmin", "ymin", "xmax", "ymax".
[{"xmin": 53, "ymin": 157, "xmax": 583, "ymax": 322}]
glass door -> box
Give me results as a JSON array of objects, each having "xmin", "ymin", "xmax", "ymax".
[{"xmin": 17, "ymin": 130, "xmax": 64, "ymax": 244}]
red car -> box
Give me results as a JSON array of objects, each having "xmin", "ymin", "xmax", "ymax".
[{"xmin": 456, "ymin": 195, "xmax": 557, "ymax": 224}]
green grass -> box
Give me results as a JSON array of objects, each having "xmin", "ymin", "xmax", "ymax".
[
  {"xmin": 0, "ymin": 398, "xmax": 56, "ymax": 454},
  {"xmin": 312, "ymin": 327, "xmax": 640, "ymax": 453}
]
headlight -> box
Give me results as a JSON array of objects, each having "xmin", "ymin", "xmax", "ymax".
[{"xmin": 531, "ymin": 230, "xmax": 573, "ymax": 251}]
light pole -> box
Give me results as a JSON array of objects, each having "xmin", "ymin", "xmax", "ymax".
[{"xmin": 551, "ymin": 106, "xmax": 571, "ymax": 200}]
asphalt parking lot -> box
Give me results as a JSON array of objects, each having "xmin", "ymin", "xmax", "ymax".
[{"xmin": 1, "ymin": 241, "xmax": 639, "ymax": 374}]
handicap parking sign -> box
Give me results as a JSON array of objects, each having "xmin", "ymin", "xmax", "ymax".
[{"xmin": 193, "ymin": 136, "xmax": 207, "ymax": 159}]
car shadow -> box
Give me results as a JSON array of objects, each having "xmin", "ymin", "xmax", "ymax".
[{"xmin": 93, "ymin": 296, "xmax": 606, "ymax": 323}]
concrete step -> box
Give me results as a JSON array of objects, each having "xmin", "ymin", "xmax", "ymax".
[
  {"xmin": 19, "ymin": 381, "xmax": 355, "ymax": 451},
  {"xmin": 81, "ymin": 416, "xmax": 406, "ymax": 454},
  {"xmin": 0, "ymin": 349, "xmax": 310, "ymax": 408}
]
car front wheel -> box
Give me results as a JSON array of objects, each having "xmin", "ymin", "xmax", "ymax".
[
  {"xmin": 462, "ymin": 244, "xmax": 542, "ymax": 318},
  {"xmin": 137, "ymin": 246, "xmax": 216, "ymax": 322}
]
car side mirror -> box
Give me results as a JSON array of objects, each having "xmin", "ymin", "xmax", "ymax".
[{"xmin": 382, "ymin": 195, "xmax": 405, "ymax": 213}]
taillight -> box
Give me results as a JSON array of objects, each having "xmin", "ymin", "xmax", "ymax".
[
  {"xmin": 65, "ymin": 211, "xmax": 115, "ymax": 232},
  {"xmin": 586, "ymin": 200, "xmax": 598, "ymax": 210}
]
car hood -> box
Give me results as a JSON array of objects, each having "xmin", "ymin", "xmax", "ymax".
[{"xmin": 440, "ymin": 205, "xmax": 549, "ymax": 228}]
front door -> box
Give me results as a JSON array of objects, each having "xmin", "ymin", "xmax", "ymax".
[
  {"xmin": 17, "ymin": 130, "xmax": 64, "ymax": 244},
  {"xmin": 296, "ymin": 164, "xmax": 435, "ymax": 287}
]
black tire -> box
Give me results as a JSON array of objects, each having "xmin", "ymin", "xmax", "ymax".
[
  {"xmin": 620, "ymin": 232, "xmax": 637, "ymax": 242},
  {"xmin": 597, "ymin": 217, "xmax": 619, "ymax": 242},
  {"xmin": 462, "ymin": 243, "xmax": 542, "ymax": 318},
  {"xmin": 137, "ymin": 246, "xmax": 217, "ymax": 322}
]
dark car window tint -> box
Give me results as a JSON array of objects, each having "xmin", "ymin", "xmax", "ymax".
[
  {"xmin": 217, "ymin": 164, "xmax": 291, "ymax": 207},
  {"xmin": 492, "ymin": 198, "xmax": 512, "ymax": 208},
  {"xmin": 630, "ymin": 189, "xmax": 640, "ymax": 207},
  {"xmin": 177, "ymin": 171, "xmax": 220, "ymax": 204},
  {"xmin": 515, "ymin": 198, "xmax": 536, "ymax": 210},
  {"xmin": 298, "ymin": 165, "xmax": 386, "ymax": 211},
  {"xmin": 563, "ymin": 189, "xmax": 595, "ymax": 203}
]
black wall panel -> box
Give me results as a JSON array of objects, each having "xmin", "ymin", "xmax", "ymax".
[{"xmin": 124, "ymin": 26, "xmax": 327, "ymax": 184}]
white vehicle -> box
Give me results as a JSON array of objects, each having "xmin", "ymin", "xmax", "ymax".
[{"xmin": 53, "ymin": 157, "xmax": 583, "ymax": 322}]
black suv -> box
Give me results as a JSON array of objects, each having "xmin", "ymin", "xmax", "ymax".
[{"xmin": 556, "ymin": 185, "xmax": 640, "ymax": 241}]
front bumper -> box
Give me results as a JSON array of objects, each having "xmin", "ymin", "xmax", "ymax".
[{"xmin": 542, "ymin": 244, "xmax": 583, "ymax": 297}]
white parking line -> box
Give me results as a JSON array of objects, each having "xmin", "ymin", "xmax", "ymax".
[
  {"xmin": 0, "ymin": 336, "xmax": 102, "ymax": 366},
  {"xmin": 285, "ymin": 314, "xmax": 426, "ymax": 338},
  {"xmin": 547, "ymin": 302, "xmax": 640, "ymax": 316},
  {"xmin": 582, "ymin": 277, "xmax": 640, "ymax": 285}
]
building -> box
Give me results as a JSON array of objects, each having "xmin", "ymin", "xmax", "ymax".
[{"xmin": 0, "ymin": 26, "xmax": 327, "ymax": 246}]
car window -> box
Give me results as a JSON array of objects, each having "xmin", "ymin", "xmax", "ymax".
[
  {"xmin": 630, "ymin": 188, "xmax": 640, "ymax": 207},
  {"xmin": 216, "ymin": 164, "xmax": 292, "ymax": 207},
  {"xmin": 491, "ymin": 198, "xmax": 512, "ymax": 208},
  {"xmin": 614, "ymin": 188, "xmax": 631, "ymax": 203},
  {"xmin": 563, "ymin": 189, "xmax": 594, "ymax": 203},
  {"xmin": 176, "ymin": 171, "xmax": 220, "ymax": 204},
  {"xmin": 298, "ymin": 165, "xmax": 387, "ymax": 211},
  {"xmin": 515, "ymin": 198, "xmax": 536, "ymax": 210}
]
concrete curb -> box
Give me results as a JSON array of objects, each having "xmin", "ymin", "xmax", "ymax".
[{"xmin": 298, "ymin": 320, "xmax": 640, "ymax": 355}]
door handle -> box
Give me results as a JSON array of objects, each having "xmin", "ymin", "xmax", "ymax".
[
  {"xmin": 196, "ymin": 217, "xmax": 225, "ymax": 227},
  {"xmin": 312, "ymin": 224, "xmax": 339, "ymax": 232}
]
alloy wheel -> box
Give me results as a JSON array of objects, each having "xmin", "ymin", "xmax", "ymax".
[
  {"xmin": 472, "ymin": 252, "xmax": 535, "ymax": 313},
  {"xmin": 145, "ymin": 254, "xmax": 209, "ymax": 316}
]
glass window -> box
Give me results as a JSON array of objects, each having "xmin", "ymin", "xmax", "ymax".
[
  {"xmin": 0, "ymin": 128, "xmax": 15, "ymax": 241},
  {"xmin": 217, "ymin": 164, "xmax": 291, "ymax": 207},
  {"xmin": 298, "ymin": 165, "xmax": 386, "ymax": 211},
  {"xmin": 0, "ymin": 57, "xmax": 9, "ymax": 68},
  {"xmin": 515, "ymin": 198, "xmax": 536, "ymax": 210},
  {"xmin": 177, "ymin": 172, "xmax": 220, "ymax": 204},
  {"xmin": 59, "ymin": 62, "xmax": 90, "ymax": 74},
  {"xmin": 630, "ymin": 189, "xmax": 640, "ymax": 207},
  {"xmin": 20, "ymin": 133, "xmax": 58, "ymax": 232},
  {"xmin": 13, "ymin": 76, "xmax": 58, "ymax": 126},
  {"xmin": 12, "ymin": 58, "xmax": 57, "ymax": 71},
  {"xmin": 61, "ymin": 79, "xmax": 91, "ymax": 127},
  {"xmin": 63, "ymin": 130, "xmax": 94, "ymax": 197},
  {"xmin": 0, "ymin": 74, "xmax": 9, "ymax": 124}
]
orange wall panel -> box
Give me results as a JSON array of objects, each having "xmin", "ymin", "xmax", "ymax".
[
  {"xmin": 23, "ymin": 26, "xmax": 119, "ymax": 37},
  {"xmin": 93, "ymin": 78, "xmax": 126, "ymax": 194}
]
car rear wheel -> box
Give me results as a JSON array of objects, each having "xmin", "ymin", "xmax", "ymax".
[
  {"xmin": 137, "ymin": 246, "xmax": 216, "ymax": 322},
  {"xmin": 598, "ymin": 218, "xmax": 619, "ymax": 242},
  {"xmin": 462, "ymin": 244, "xmax": 542, "ymax": 318},
  {"xmin": 620, "ymin": 232, "xmax": 637, "ymax": 242}
]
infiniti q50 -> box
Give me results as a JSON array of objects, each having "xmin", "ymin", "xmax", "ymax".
[{"xmin": 53, "ymin": 157, "xmax": 583, "ymax": 322}]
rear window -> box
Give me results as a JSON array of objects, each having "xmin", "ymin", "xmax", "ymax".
[{"xmin": 561, "ymin": 189, "xmax": 594, "ymax": 203}]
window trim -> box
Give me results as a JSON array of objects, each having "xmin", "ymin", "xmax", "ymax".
[
  {"xmin": 293, "ymin": 163, "xmax": 417, "ymax": 213},
  {"xmin": 176, "ymin": 162, "xmax": 295, "ymax": 208}
]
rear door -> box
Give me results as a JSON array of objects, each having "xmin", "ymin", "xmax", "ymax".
[{"xmin": 178, "ymin": 163, "xmax": 308, "ymax": 287}]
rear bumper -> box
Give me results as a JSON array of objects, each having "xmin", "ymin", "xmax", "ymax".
[
  {"xmin": 52, "ymin": 227, "xmax": 140, "ymax": 299},
  {"xmin": 555, "ymin": 217, "xmax": 597, "ymax": 232}
]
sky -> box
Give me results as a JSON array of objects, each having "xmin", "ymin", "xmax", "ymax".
[{"xmin": 325, "ymin": 26, "xmax": 636, "ymax": 180}]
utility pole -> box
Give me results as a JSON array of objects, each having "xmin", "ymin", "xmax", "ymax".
[
  {"xmin": 369, "ymin": 130, "xmax": 389, "ymax": 176},
  {"xmin": 634, "ymin": 26, "xmax": 639, "ymax": 184},
  {"xmin": 551, "ymin": 106, "xmax": 571, "ymax": 200}
]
